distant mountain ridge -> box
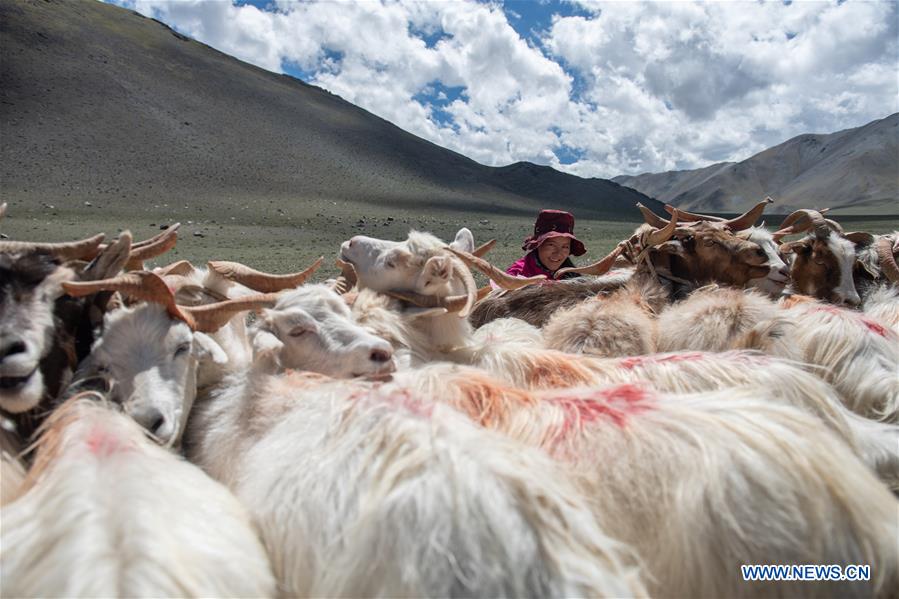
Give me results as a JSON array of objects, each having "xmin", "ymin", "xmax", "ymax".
[
  {"xmin": 613, "ymin": 114, "xmax": 899, "ymax": 216},
  {"xmin": 0, "ymin": 0, "xmax": 661, "ymax": 220}
]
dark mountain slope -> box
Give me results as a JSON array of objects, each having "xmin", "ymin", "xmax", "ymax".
[{"xmin": 0, "ymin": 0, "xmax": 659, "ymax": 219}]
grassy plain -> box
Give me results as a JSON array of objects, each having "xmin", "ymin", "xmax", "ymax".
[{"xmin": 3, "ymin": 197, "xmax": 897, "ymax": 283}]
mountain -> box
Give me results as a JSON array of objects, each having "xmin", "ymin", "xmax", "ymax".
[
  {"xmin": 612, "ymin": 114, "xmax": 899, "ymax": 215},
  {"xmin": 0, "ymin": 0, "xmax": 660, "ymax": 220}
]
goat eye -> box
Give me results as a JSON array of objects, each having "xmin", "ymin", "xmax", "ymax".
[
  {"xmin": 174, "ymin": 343, "xmax": 190, "ymax": 358},
  {"xmin": 703, "ymin": 239, "xmax": 715, "ymax": 247},
  {"xmin": 385, "ymin": 261, "xmax": 395, "ymax": 269},
  {"xmin": 289, "ymin": 327, "xmax": 308, "ymax": 337}
]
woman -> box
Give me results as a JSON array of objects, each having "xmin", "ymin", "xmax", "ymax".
[{"xmin": 505, "ymin": 209, "xmax": 585, "ymax": 280}]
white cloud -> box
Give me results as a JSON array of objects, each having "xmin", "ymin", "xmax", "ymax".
[{"xmin": 107, "ymin": 0, "xmax": 898, "ymax": 179}]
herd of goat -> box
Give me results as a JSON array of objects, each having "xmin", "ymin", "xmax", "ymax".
[{"xmin": 0, "ymin": 197, "xmax": 898, "ymax": 598}]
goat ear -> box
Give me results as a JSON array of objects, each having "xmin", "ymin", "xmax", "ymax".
[
  {"xmin": 251, "ymin": 330, "xmax": 283, "ymax": 374},
  {"xmin": 422, "ymin": 255, "xmax": 452, "ymax": 282},
  {"xmin": 193, "ymin": 332, "xmax": 228, "ymax": 365},
  {"xmin": 449, "ymin": 228, "xmax": 475, "ymax": 253}
]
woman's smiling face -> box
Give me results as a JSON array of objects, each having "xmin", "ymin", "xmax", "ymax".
[{"xmin": 537, "ymin": 237, "xmax": 571, "ymax": 271}]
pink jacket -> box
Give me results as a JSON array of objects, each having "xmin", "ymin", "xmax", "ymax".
[{"xmin": 495, "ymin": 251, "xmax": 579, "ymax": 288}]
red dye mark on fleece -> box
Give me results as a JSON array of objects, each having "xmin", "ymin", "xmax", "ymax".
[
  {"xmin": 859, "ymin": 317, "xmax": 889, "ymax": 338},
  {"xmin": 380, "ymin": 388, "xmax": 434, "ymax": 420},
  {"xmin": 85, "ymin": 425, "xmax": 132, "ymax": 457},
  {"xmin": 551, "ymin": 384, "xmax": 652, "ymax": 433},
  {"xmin": 618, "ymin": 352, "xmax": 706, "ymax": 370},
  {"xmin": 808, "ymin": 306, "xmax": 890, "ymax": 338}
]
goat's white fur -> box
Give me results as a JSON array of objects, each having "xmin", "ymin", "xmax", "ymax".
[
  {"xmin": 0, "ymin": 398, "xmax": 276, "ymax": 598},
  {"xmin": 187, "ymin": 370, "xmax": 645, "ymax": 597}
]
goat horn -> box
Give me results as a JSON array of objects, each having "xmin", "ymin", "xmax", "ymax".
[
  {"xmin": 207, "ymin": 257, "xmax": 324, "ymax": 292},
  {"xmin": 776, "ymin": 209, "xmax": 829, "ymax": 240},
  {"xmin": 472, "ymin": 239, "xmax": 496, "ymax": 257},
  {"xmin": 154, "ymin": 259, "xmax": 196, "ymax": 277},
  {"xmin": 722, "ymin": 197, "xmax": 773, "ymax": 231},
  {"xmin": 450, "ymin": 255, "xmax": 478, "ymax": 318},
  {"xmin": 80, "ymin": 231, "xmax": 132, "ymax": 282},
  {"xmin": 844, "ymin": 231, "xmax": 875, "ymax": 246},
  {"xmin": 445, "ymin": 247, "xmax": 545, "ymax": 290},
  {"xmin": 62, "ymin": 271, "xmax": 195, "ymax": 328},
  {"xmin": 385, "ymin": 290, "xmax": 470, "ymax": 313},
  {"xmin": 179, "ymin": 293, "xmax": 282, "ymax": 333},
  {"xmin": 646, "ymin": 208, "xmax": 679, "ymax": 247},
  {"xmin": 824, "ymin": 218, "xmax": 844, "ymax": 235},
  {"xmin": 0, "ymin": 233, "xmax": 106, "ymax": 261},
  {"xmin": 126, "ymin": 223, "xmax": 180, "ymax": 266},
  {"xmin": 554, "ymin": 244, "xmax": 625, "ymax": 279},
  {"xmin": 334, "ymin": 258, "xmax": 358, "ymax": 291},
  {"xmin": 130, "ymin": 224, "xmax": 180, "ymax": 250},
  {"xmin": 663, "ymin": 204, "xmax": 725, "ymax": 222},
  {"xmin": 875, "ymin": 236, "xmax": 899, "ymax": 284},
  {"xmin": 636, "ymin": 203, "xmax": 670, "ymax": 229}
]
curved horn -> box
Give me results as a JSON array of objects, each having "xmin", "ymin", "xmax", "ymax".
[
  {"xmin": 472, "ymin": 239, "xmax": 496, "ymax": 258},
  {"xmin": 722, "ymin": 197, "xmax": 773, "ymax": 231},
  {"xmin": 126, "ymin": 224, "xmax": 180, "ymax": 267},
  {"xmin": 0, "ymin": 233, "xmax": 106, "ymax": 261},
  {"xmin": 554, "ymin": 244, "xmax": 624, "ymax": 279},
  {"xmin": 776, "ymin": 209, "xmax": 830, "ymax": 240},
  {"xmin": 875, "ymin": 236, "xmax": 899, "ymax": 284},
  {"xmin": 636, "ymin": 203, "xmax": 669, "ymax": 229},
  {"xmin": 154, "ymin": 259, "xmax": 196, "ymax": 277},
  {"xmin": 645, "ymin": 208, "xmax": 679, "ymax": 247},
  {"xmin": 663, "ymin": 204, "xmax": 725, "ymax": 222},
  {"xmin": 445, "ymin": 247, "xmax": 545, "ymax": 290},
  {"xmin": 824, "ymin": 218, "xmax": 844, "ymax": 236},
  {"xmin": 131, "ymin": 224, "xmax": 180, "ymax": 249},
  {"xmin": 179, "ymin": 293, "xmax": 282, "ymax": 333},
  {"xmin": 450, "ymin": 255, "xmax": 478, "ymax": 318},
  {"xmin": 207, "ymin": 257, "xmax": 324, "ymax": 292},
  {"xmin": 333, "ymin": 258, "xmax": 358, "ymax": 293},
  {"xmin": 385, "ymin": 290, "xmax": 468, "ymax": 314},
  {"xmin": 81, "ymin": 231, "xmax": 132, "ymax": 282},
  {"xmin": 62, "ymin": 271, "xmax": 195, "ymax": 328}
]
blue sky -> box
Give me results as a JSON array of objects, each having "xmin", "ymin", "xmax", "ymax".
[{"xmin": 107, "ymin": 0, "xmax": 897, "ymax": 179}]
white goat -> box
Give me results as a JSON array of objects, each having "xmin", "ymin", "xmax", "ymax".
[
  {"xmin": 251, "ymin": 284, "xmax": 395, "ymax": 378},
  {"xmin": 0, "ymin": 395, "xmax": 276, "ymax": 598},
  {"xmin": 63, "ymin": 272, "xmax": 278, "ymax": 447},
  {"xmin": 466, "ymin": 344, "xmax": 899, "ymax": 488},
  {"xmin": 339, "ymin": 229, "xmax": 481, "ymax": 362},
  {"xmin": 863, "ymin": 284, "xmax": 899, "ymax": 335},
  {"xmin": 187, "ymin": 369, "xmax": 645, "ymax": 597},
  {"xmin": 781, "ymin": 301, "xmax": 899, "ymax": 422},
  {"xmin": 390, "ymin": 365, "xmax": 899, "ymax": 598},
  {"xmin": 654, "ymin": 285, "xmax": 798, "ymax": 357}
]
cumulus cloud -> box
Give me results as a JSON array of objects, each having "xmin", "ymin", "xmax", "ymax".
[{"xmin": 107, "ymin": 0, "xmax": 898, "ymax": 178}]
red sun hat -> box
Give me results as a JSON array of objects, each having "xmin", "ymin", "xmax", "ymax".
[{"xmin": 522, "ymin": 209, "xmax": 587, "ymax": 256}]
